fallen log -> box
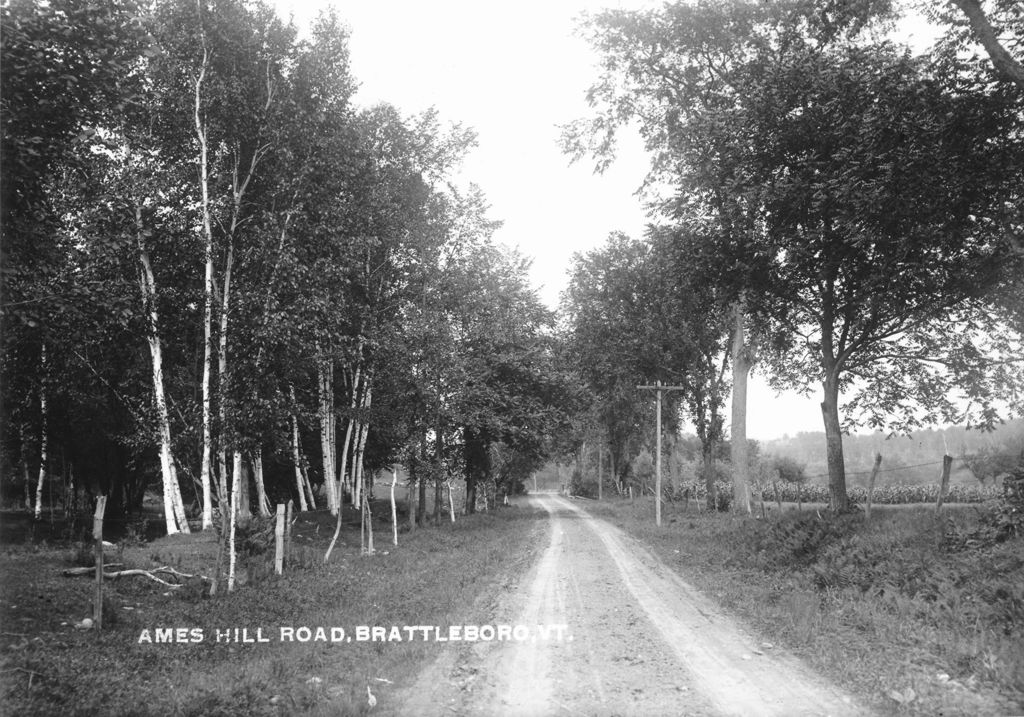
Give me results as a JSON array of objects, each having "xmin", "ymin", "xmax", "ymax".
[{"xmin": 62, "ymin": 565, "xmax": 210, "ymax": 587}]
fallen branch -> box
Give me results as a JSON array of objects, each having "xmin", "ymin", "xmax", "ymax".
[{"xmin": 62, "ymin": 565, "xmax": 211, "ymax": 587}]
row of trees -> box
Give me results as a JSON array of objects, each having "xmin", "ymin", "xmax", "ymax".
[
  {"xmin": 560, "ymin": 0, "xmax": 1024, "ymax": 511},
  {"xmin": 1, "ymin": 0, "xmax": 572, "ymax": 533}
]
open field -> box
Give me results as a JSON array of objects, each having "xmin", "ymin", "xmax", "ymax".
[
  {"xmin": 583, "ymin": 496, "xmax": 1024, "ymax": 716},
  {"xmin": 0, "ymin": 502, "xmax": 548, "ymax": 717}
]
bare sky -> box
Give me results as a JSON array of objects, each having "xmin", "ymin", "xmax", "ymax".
[{"xmin": 272, "ymin": 0, "xmax": 940, "ymax": 441}]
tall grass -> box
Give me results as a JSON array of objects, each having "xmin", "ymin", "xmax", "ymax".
[
  {"xmin": 0, "ymin": 504, "xmax": 549, "ymax": 716},
  {"xmin": 588, "ymin": 498, "xmax": 1024, "ymax": 716}
]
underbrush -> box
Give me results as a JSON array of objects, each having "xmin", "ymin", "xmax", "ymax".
[
  {"xmin": 588, "ymin": 492, "xmax": 1024, "ymax": 716},
  {"xmin": 0, "ymin": 503, "xmax": 548, "ymax": 717}
]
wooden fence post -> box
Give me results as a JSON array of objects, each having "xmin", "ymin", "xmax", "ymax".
[
  {"xmin": 363, "ymin": 493, "xmax": 375, "ymax": 555},
  {"xmin": 936, "ymin": 454, "xmax": 953, "ymax": 516},
  {"xmin": 390, "ymin": 469, "xmax": 398, "ymax": 546},
  {"xmin": 274, "ymin": 504, "xmax": 284, "ymax": 575},
  {"xmin": 866, "ymin": 453, "xmax": 882, "ymax": 521},
  {"xmin": 285, "ymin": 500, "xmax": 293, "ymax": 567},
  {"xmin": 93, "ymin": 496, "xmax": 107, "ymax": 629}
]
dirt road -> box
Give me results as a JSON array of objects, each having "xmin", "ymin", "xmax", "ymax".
[{"xmin": 396, "ymin": 493, "xmax": 868, "ymax": 716}]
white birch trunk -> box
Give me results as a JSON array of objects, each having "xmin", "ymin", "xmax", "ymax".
[
  {"xmin": 302, "ymin": 463, "xmax": 316, "ymax": 510},
  {"xmin": 291, "ymin": 402, "xmax": 309, "ymax": 512},
  {"xmin": 227, "ymin": 452, "xmax": 241, "ymax": 592},
  {"xmin": 138, "ymin": 241, "xmax": 188, "ymax": 534},
  {"xmin": 363, "ymin": 493, "xmax": 374, "ymax": 555},
  {"xmin": 34, "ymin": 345, "xmax": 48, "ymax": 519},
  {"xmin": 353, "ymin": 382, "xmax": 372, "ymax": 508},
  {"xmin": 21, "ymin": 427, "xmax": 31, "ymax": 510},
  {"xmin": 351, "ymin": 422, "xmax": 364, "ymax": 508},
  {"xmin": 317, "ymin": 353, "xmax": 338, "ymax": 513},
  {"xmin": 216, "ymin": 241, "xmax": 234, "ymax": 513},
  {"xmin": 338, "ymin": 365, "xmax": 361, "ymax": 505},
  {"xmin": 195, "ymin": 38, "xmax": 216, "ymax": 527}
]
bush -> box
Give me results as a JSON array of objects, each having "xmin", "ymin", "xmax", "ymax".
[
  {"xmin": 944, "ymin": 463, "xmax": 1024, "ymax": 551},
  {"xmin": 755, "ymin": 511, "xmax": 860, "ymax": 567}
]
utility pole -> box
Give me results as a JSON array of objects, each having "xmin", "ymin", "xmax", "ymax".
[{"xmin": 637, "ymin": 380, "xmax": 686, "ymax": 526}]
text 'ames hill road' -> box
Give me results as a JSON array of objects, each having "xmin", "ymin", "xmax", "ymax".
[{"xmin": 395, "ymin": 493, "xmax": 870, "ymax": 717}]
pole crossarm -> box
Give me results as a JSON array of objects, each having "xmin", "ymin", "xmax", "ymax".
[{"xmin": 637, "ymin": 384, "xmax": 687, "ymax": 391}]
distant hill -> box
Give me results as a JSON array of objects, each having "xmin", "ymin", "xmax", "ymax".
[{"xmin": 760, "ymin": 419, "xmax": 1024, "ymax": 487}]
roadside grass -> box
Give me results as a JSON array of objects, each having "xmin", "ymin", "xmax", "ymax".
[
  {"xmin": 583, "ymin": 496, "xmax": 1024, "ymax": 717},
  {"xmin": 0, "ymin": 502, "xmax": 549, "ymax": 716}
]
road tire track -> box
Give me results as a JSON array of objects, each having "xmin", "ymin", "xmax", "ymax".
[{"xmin": 396, "ymin": 493, "xmax": 869, "ymax": 717}]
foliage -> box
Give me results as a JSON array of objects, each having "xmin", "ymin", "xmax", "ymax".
[
  {"xmin": 759, "ymin": 481, "xmax": 1000, "ymax": 505},
  {"xmin": 568, "ymin": 0, "xmax": 1024, "ymax": 513},
  {"xmin": 771, "ymin": 456, "xmax": 807, "ymax": 484},
  {"xmin": 944, "ymin": 462, "xmax": 1024, "ymax": 549},
  {"xmin": 0, "ymin": 0, "xmax": 570, "ymax": 526},
  {"xmin": 595, "ymin": 496, "xmax": 1024, "ymax": 711}
]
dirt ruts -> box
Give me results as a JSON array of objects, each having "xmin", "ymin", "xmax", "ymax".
[{"xmin": 395, "ymin": 493, "xmax": 869, "ymax": 717}]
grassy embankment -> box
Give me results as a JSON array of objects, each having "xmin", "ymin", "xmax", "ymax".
[
  {"xmin": 585, "ymin": 495, "xmax": 1024, "ymax": 716},
  {"xmin": 0, "ymin": 501, "xmax": 548, "ymax": 716}
]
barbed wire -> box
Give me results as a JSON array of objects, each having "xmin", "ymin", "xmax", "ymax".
[{"xmin": 802, "ymin": 458, "xmax": 948, "ymax": 481}]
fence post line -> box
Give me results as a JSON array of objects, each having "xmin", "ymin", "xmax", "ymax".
[
  {"xmin": 93, "ymin": 495, "xmax": 107, "ymax": 629},
  {"xmin": 285, "ymin": 499, "xmax": 293, "ymax": 567},
  {"xmin": 274, "ymin": 504, "xmax": 285, "ymax": 575},
  {"xmin": 866, "ymin": 453, "xmax": 882, "ymax": 521},
  {"xmin": 936, "ymin": 454, "xmax": 953, "ymax": 516}
]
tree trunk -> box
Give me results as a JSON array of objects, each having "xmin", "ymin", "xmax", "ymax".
[
  {"xmin": 216, "ymin": 242, "xmax": 234, "ymax": 524},
  {"xmin": 434, "ymin": 476, "xmax": 442, "ymax": 526},
  {"xmin": 317, "ymin": 352, "xmax": 337, "ymax": 514},
  {"xmin": 290, "ymin": 390, "xmax": 309, "ymax": 512},
  {"xmin": 34, "ymin": 345, "xmax": 48, "ymax": 519},
  {"xmin": 236, "ymin": 452, "xmax": 250, "ymax": 522},
  {"xmin": 434, "ymin": 417, "xmax": 443, "ymax": 525},
  {"xmin": 391, "ymin": 469, "xmax": 399, "ymax": 546},
  {"xmin": 417, "ymin": 430, "xmax": 428, "ymax": 526},
  {"xmin": 227, "ymin": 452, "xmax": 240, "ymax": 592},
  {"xmin": 446, "ymin": 480, "xmax": 456, "ymax": 522},
  {"xmin": 466, "ymin": 473, "xmax": 477, "ymax": 514},
  {"xmin": 253, "ymin": 447, "xmax": 270, "ymax": 517},
  {"xmin": 730, "ymin": 301, "xmax": 752, "ymax": 515},
  {"xmin": 301, "ymin": 458, "xmax": 316, "ymax": 510},
  {"xmin": 354, "ymin": 381, "xmax": 372, "ymax": 508},
  {"xmin": 195, "ymin": 38, "xmax": 216, "ymax": 531},
  {"xmin": 702, "ymin": 443, "xmax": 716, "ymax": 511},
  {"xmin": 821, "ymin": 372, "xmax": 849, "ymax": 511},
  {"xmin": 339, "ymin": 365, "xmax": 360, "ymax": 506},
  {"xmin": 137, "ymin": 240, "xmax": 188, "ymax": 534},
  {"xmin": 950, "ymin": 0, "xmax": 1024, "ymax": 90},
  {"xmin": 408, "ymin": 478, "xmax": 417, "ymax": 531}
]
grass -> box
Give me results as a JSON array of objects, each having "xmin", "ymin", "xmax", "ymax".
[
  {"xmin": 584, "ymin": 496, "xmax": 1024, "ymax": 717},
  {"xmin": 0, "ymin": 501, "xmax": 549, "ymax": 716}
]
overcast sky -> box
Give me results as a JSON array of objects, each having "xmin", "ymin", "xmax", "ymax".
[{"xmin": 271, "ymin": 0, "xmax": 941, "ymax": 442}]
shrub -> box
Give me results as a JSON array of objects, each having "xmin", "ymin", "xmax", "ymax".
[
  {"xmin": 944, "ymin": 462, "xmax": 1024, "ymax": 550},
  {"xmin": 755, "ymin": 512, "xmax": 860, "ymax": 567}
]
